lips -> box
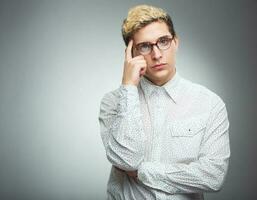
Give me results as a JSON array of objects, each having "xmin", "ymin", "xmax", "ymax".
[{"xmin": 152, "ymin": 63, "xmax": 166, "ymax": 70}]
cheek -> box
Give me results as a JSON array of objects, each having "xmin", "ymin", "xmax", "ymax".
[
  {"xmin": 145, "ymin": 59, "xmax": 151, "ymax": 67},
  {"xmin": 166, "ymin": 51, "xmax": 176, "ymax": 63},
  {"xmin": 143, "ymin": 56, "xmax": 153, "ymax": 66},
  {"xmin": 167, "ymin": 54, "xmax": 175, "ymax": 62}
]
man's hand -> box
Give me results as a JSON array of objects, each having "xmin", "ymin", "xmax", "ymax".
[
  {"xmin": 115, "ymin": 166, "xmax": 138, "ymax": 181},
  {"xmin": 126, "ymin": 170, "xmax": 138, "ymax": 179},
  {"xmin": 122, "ymin": 40, "xmax": 147, "ymax": 86}
]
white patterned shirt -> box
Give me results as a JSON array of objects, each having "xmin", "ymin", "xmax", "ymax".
[{"xmin": 99, "ymin": 72, "xmax": 230, "ymax": 200}]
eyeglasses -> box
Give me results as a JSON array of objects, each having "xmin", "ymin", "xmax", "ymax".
[{"xmin": 135, "ymin": 35, "xmax": 174, "ymax": 55}]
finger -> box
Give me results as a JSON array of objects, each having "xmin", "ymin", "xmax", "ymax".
[
  {"xmin": 126, "ymin": 171, "xmax": 136, "ymax": 177},
  {"xmin": 140, "ymin": 66, "xmax": 147, "ymax": 76},
  {"xmin": 125, "ymin": 40, "xmax": 133, "ymax": 61},
  {"xmin": 130, "ymin": 59, "xmax": 146, "ymax": 65},
  {"xmin": 131, "ymin": 55, "xmax": 144, "ymax": 60},
  {"xmin": 132, "ymin": 61, "xmax": 147, "ymax": 71},
  {"xmin": 114, "ymin": 166, "xmax": 125, "ymax": 172}
]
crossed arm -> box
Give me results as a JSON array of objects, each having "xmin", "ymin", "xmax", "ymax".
[{"xmin": 99, "ymin": 86, "xmax": 230, "ymax": 194}]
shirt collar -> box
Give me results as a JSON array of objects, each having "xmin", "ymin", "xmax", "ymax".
[{"xmin": 140, "ymin": 71, "xmax": 181, "ymax": 103}]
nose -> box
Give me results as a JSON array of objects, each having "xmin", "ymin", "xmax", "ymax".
[{"xmin": 151, "ymin": 45, "xmax": 162, "ymax": 60}]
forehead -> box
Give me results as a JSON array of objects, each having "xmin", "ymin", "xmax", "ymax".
[{"xmin": 133, "ymin": 21, "xmax": 171, "ymax": 43}]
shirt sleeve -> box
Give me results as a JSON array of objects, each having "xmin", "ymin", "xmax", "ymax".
[
  {"xmin": 137, "ymin": 97, "xmax": 230, "ymax": 194},
  {"xmin": 98, "ymin": 85, "xmax": 145, "ymax": 171}
]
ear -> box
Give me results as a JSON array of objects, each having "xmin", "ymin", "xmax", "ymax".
[{"xmin": 173, "ymin": 36, "xmax": 179, "ymax": 51}]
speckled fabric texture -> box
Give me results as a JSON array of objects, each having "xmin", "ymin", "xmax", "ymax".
[{"xmin": 99, "ymin": 72, "xmax": 230, "ymax": 200}]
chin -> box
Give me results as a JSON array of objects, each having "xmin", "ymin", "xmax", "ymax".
[
  {"xmin": 145, "ymin": 70, "xmax": 172, "ymax": 85},
  {"xmin": 149, "ymin": 69, "xmax": 171, "ymax": 79}
]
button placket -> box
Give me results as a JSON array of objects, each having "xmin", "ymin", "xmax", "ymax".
[{"xmin": 151, "ymin": 89, "xmax": 165, "ymax": 162}]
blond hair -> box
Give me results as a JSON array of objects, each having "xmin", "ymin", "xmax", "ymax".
[{"xmin": 122, "ymin": 5, "xmax": 176, "ymax": 46}]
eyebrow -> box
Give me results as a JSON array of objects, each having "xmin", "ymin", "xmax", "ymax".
[{"xmin": 136, "ymin": 35, "xmax": 172, "ymax": 45}]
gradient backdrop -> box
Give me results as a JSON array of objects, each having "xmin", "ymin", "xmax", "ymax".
[{"xmin": 0, "ymin": 0, "xmax": 256, "ymax": 199}]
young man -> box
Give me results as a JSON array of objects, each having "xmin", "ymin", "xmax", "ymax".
[{"xmin": 99, "ymin": 5, "xmax": 230, "ymax": 200}]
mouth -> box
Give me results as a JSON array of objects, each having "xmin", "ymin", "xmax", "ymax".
[{"xmin": 151, "ymin": 63, "xmax": 166, "ymax": 70}]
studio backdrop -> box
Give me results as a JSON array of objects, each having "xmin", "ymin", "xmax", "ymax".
[{"xmin": 0, "ymin": 0, "xmax": 256, "ymax": 200}]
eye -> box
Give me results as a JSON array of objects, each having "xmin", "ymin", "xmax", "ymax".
[
  {"xmin": 158, "ymin": 37, "xmax": 169, "ymax": 46},
  {"xmin": 137, "ymin": 43, "xmax": 151, "ymax": 53}
]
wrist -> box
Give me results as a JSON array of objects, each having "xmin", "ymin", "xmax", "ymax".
[{"xmin": 122, "ymin": 79, "xmax": 138, "ymax": 86}]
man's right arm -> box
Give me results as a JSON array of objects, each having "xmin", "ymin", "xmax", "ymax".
[
  {"xmin": 99, "ymin": 40, "xmax": 147, "ymax": 171},
  {"xmin": 99, "ymin": 86, "xmax": 145, "ymax": 171}
]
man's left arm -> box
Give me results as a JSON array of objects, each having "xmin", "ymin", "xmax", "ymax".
[{"xmin": 135, "ymin": 97, "xmax": 230, "ymax": 194}]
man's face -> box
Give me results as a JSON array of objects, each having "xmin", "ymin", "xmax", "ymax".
[{"xmin": 133, "ymin": 21, "xmax": 179, "ymax": 86}]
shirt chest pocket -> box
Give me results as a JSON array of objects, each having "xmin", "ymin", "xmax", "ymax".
[
  {"xmin": 166, "ymin": 115, "xmax": 208, "ymax": 163},
  {"xmin": 170, "ymin": 114, "xmax": 207, "ymax": 137}
]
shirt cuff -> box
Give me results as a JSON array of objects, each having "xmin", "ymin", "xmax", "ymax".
[
  {"xmin": 118, "ymin": 84, "xmax": 140, "ymax": 113},
  {"xmin": 120, "ymin": 84, "xmax": 138, "ymax": 95}
]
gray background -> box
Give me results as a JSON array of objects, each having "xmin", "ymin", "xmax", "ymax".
[{"xmin": 0, "ymin": 0, "xmax": 256, "ymax": 199}]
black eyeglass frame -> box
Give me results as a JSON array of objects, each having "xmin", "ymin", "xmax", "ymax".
[{"xmin": 134, "ymin": 35, "xmax": 175, "ymax": 55}]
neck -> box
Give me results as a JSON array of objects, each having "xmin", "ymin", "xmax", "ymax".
[{"xmin": 145, "ymin": 69, "xmax": 176, "ymax": 86}]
